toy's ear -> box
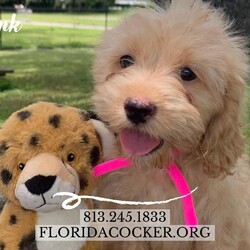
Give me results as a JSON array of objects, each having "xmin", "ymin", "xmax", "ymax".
[
  {"xmin": 86, "ymin": 110, "xmax": 101, "ymax": 121},
  {"xmin": 90, "ymin": 119, "xmax": 117, "ymax": 161}
]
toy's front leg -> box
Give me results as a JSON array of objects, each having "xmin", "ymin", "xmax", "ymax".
[{"xmin": 0, "ymin": 201, "xmax": 37, "ymax": 250}]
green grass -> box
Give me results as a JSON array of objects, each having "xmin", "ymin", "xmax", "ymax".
[
  {"xmin": 2, "ymin": 25, "xmax": 102, "ymax": 49},
  {"xmin": 0, "ymin": 13, "xmax": 109, "ymax": 122},
  {"xmin": 1, "ymin": 11, "xmax": 134, "ymax": 50},
  {"xmin": 0, "ymin": 48, "xmax": 94, "ymax": 124}
]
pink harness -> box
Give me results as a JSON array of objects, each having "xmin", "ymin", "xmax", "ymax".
[{"xmin": 94, "ymin": 158, "xmax": 198, "ymax": 226}]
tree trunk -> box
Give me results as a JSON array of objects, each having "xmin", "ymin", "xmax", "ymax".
[
  {"xmin": 25, "ymin": 0, "xmax": 31, "ymax": 7},
  {"xmin": 76, "ymin": 0, "xmax": 82, "ymax": 10},
  {"xmin": 54, "ymin": 0, "xmax": 61, "ymax": 9}
]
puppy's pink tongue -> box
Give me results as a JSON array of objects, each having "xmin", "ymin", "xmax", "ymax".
[{"xmin": 119, "ymin": 129, "xmax": 160, "ymax": 156}]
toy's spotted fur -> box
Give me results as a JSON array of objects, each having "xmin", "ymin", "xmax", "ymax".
[
  {"xmin": 17, "ymin": 110, "xmax": 32, "ymax": 121},
  {"xmin": 0, "ymin": 102, "xmax": 115, "ymax": 250}
]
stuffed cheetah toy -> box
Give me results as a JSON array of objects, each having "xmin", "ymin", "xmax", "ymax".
[{"xmin": 0, "ymin": 102, "xmax": 116, "ymax": 250}]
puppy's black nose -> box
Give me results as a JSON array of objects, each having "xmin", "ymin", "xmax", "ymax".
[
  {"xmin": 25, "ymin": 175, "xmax": 56, "ymax": 195},
  {"xmin": 124, "ymin": 98, "xmax": 157, "ymax": 124}
]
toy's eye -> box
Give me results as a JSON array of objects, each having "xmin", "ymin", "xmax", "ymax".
[
  {"xmin": 67, "ymin": 153, "xmax": 75, "ymax": 162},
  {"xmin": 180, "ymin": 67, "xmax": 197, "ymax": 81},
  {"xmin": 120, "ymin": 55, "xmax": 134, "ymax": 68},
  {"xmin": 19, "ymin": 163, "xmax": 25, "ymax": 170}
]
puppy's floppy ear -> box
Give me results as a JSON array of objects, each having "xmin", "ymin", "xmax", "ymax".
[{"xmin": 200, "ymin": 74, "xmax": 247, "ymax": 178}]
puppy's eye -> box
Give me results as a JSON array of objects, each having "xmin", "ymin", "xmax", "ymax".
[
  {"xmin": 120, "ymin": 55, "xmax": 134, "ymax": 68},
  {"xmin": 19, "ymin": 163, "xmax": 25, "ymax": 170},
  {"xmin": 67, "ymin": 153, "xmax": 75, "ymax": 162},
  {"xmin": 180, "ymin": 67, "xmax": 197, "ymax": 81}
]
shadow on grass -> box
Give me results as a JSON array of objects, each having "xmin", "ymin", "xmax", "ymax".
[
  {"xmin": 1, "ymin": 46, "xmax": 24, "ymax": 50},
  {"xmin": 0, "ymin": 78, "xmax": 14, "ymax": 91},
  {"xmin": 37, "ymin": 44, "xmax": 96, "ymax": 49}
]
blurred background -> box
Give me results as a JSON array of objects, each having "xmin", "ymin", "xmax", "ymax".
[{"xmin": 0, "ymin": 0, "xmax": 249, "ymax": 154}]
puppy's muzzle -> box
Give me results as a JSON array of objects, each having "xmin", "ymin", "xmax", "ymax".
[{"xmin": 124, "ymin": 97, "xmax": 157, "ymax": 124}]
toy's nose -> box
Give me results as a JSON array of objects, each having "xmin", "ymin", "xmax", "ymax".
[
  {"xmin": 124, "ymin": 98, "xmax": 157, "ymax": 124},
  {"xmin": 25, "ymin": 175, "xmax": 56, "ymax": 195}
]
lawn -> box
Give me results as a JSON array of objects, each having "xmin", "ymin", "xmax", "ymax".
[
  {"xmin": 2, "ymin": 25, "xmax": 102, "ymax": 49},
  {"xmin": 0, "ymin": 13, "xmax": 107, "ymax": 121},
  {"xmin": 0, "ymin": 11, "xmax": 131, "ymax": 49},
  {"xmin": 0, "ymin": 48, "xmax": 94, "ymax": 123}
]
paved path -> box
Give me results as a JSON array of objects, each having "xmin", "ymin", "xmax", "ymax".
[{"xmin": 22, "ymin": 20, "xmax": 109, "ymax": 30}]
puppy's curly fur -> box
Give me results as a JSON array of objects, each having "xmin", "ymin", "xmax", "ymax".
[{"xmin": 92, "ymin": 1, "xmax": 250, "ymax": 249}]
